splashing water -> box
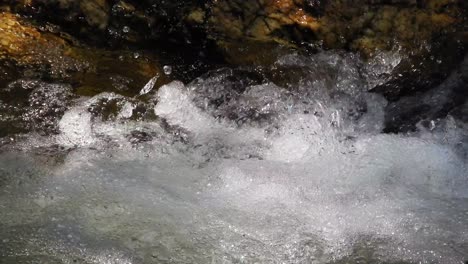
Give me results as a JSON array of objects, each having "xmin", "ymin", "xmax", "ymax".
[
  {"xmin": 140, "ymin": 75, "xmax": 160, "ymax": 96},
  {"xmin": 1, "ymin": 51, "xmax": 467, "ymax": 264}
]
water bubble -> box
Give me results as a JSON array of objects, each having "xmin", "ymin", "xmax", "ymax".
[{"xmin": 163, "ymin": 65, "xmax": 172, "ymax": 75}]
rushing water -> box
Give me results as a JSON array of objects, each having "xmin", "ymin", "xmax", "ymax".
[{"xmin": 0, "ymin": 51, "xmax": 467, "ymax": 264}]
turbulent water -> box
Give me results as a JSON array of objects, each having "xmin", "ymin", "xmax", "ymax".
[{"xmin": 1, "ymin": 51, "xmax": 467, "ymax": 264}]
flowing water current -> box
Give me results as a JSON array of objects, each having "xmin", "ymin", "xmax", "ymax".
[{"xmin": 0, "ymin": 51, "xmax": 467, "ymax": 263}]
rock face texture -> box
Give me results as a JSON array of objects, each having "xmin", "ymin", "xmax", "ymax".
[
  {"xmin": 200, "ymin": 0, "xmax": 466, "ymax": 54},
  {"xmin": 3, "ymin": 0, "xmax": 197, "ymax": 46},
  {"xmin": 4, "ymin": 0, "xmax": 466, "ymax": 52},
  {"xmin": 202, "ymin": 0, "xmax": 321, "ymax": 42},
  {"xmin": 0, "ymin": 11, "xmax": 92, "ymax": 88},
  {"xmin": 0, "ymin": 10, "xmax": 165, "ymax": 94}
]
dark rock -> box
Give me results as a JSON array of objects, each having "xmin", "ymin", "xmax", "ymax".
[
  {"xmin": 198, "ymin": 0, "xmax": 466, "ymax": 55},
  {"xmin": 371, "ymin": 33, "xmax": 468, "ymax": 101},
  {"xmin": 127, "ymin": 130, "xmax": 153, "ymax": 144},
  {"xmin": 383, "ymin": 53, "xmax": 468, "ymax": 133},
  {"xmin": 9, "ymin": 0, "xmax": 199, "ymax": 47},
  {"xmin": 0, "ymin": 11, "xmax": 168, "ymax": 94},
  {"xmin": 0, "ymin": 80, "xmax": 73, "ymax": 137}
]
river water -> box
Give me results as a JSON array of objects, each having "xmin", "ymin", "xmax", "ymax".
[{"xmin": 0, "ymin": 51, "xmax": 467, "ymax": 263}]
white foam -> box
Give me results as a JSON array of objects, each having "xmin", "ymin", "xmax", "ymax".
[
  {"xmin": 155, "ymin": 81, "xmax": 228, "ymax": 135},
  {"xmin": 57, "ymin": 106, "xmax": 94, "ymax": 147}
]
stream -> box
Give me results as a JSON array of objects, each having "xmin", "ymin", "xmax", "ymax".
[{"xmin": 0, "ymin": 49, "xmax": 468, "ymax": 263}]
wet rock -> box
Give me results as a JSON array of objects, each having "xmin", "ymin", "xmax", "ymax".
[
  {"xmin": 7, "ymin": 0, "xmax": 198, "ymax": 47},
  {"xmin": 127, "ymin": 130, "xmax": 154, "ymax": 144},
  {"xmin": 204, "ymin": 0, "xmax": 321, "ymax": 43},
  {"xmin": 450, "ymin": 101, "xmax": 468, "ymax": 124},
  {"xmin": 371, "ymin": 32, "xmax": 468, "ymax": 100},
  {"xmin": 383, "ymin": 53, "xmax": 468, "ymax": 133},
  {"xmin": 216, "ymin": 40, "xmax": 295, "ymax": 66},
  {"xmin": 5, "ymin": 0, "xmax": 466, "ymax": 58},
  {"xmin": 1, "ymin": 1, "xmax": 467, "ymax": 138},
  {"xmin": 0, "ymin": 12, "xmax": 88, "ymax": 79},
  {"xmin": 199, "ymin": 0, "xmax": 466, "ymax": 55},
  {"xmin": 22, "ymin": 0, "xmax": 110, "ymax": 30},
  {"xmin": 0, "ymin": 11, "xmax": 170, "ymax": 140},
  {"xmin": 183, "ymin": 0, "xmax": 468, "ymax": 91},
  {"xmin": 0, "ymin": 80, "xmax": 73, "ymax": 138},
  {"xmin": 0, "ymin": 11, "xmax": 167, "ymax": 94},
  {"xmin": 343, "ymin": 2, "xmax": 462, "ymax": 54},
  {"xmin": 71, "ymin": 50, "xmax": 167, "ymax": 97}
]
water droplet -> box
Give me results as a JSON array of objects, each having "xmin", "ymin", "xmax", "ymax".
[
  {"xmin": 163, "ymin": 65, "xmax": 172, "ymax": 75},
  {"xmin": 139, "ymin": 75, "xmax": 159, "ymax": 96},
  {"xmin": 122, "ymin": 26, "xmax": 130, "ymax": 33}
]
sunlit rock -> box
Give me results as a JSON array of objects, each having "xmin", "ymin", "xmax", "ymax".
[
  {"xmin": 0, "ymin": 11, "xmax": 166, "ymax": 90},
  {"xmin": 205, "ymin": 0, "xmax": 320, "ymax": 42},
  {"xmin": 0, "ymin": 12, "xmax": 88, "ymax": 78},
  {"xmin": 201, "ymin": 0, "xmax": 466, "ymax": 55}
]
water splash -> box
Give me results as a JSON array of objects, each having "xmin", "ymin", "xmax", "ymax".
[
  {"xmin": 139, "ymin": 74, "xmax": 160, "ymax": 96},
  {"xmin": 1, "ymin": 51, "xmax": 467, "ymax": 264}
]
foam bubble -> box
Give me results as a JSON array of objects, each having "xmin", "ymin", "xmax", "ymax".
[{"xmin": 57, "ymin": 106, "xmax": 94, "ymax": 147}]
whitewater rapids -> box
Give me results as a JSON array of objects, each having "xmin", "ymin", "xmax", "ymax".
[{"xmin": 0, "ymin": 51, "xmax": 467, "ymax": 264}]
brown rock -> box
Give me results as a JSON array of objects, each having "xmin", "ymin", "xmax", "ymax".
[
  {"xmin": 206, "ymin": 0, "xmax": 320, "ymax": 42},
  {"xmin": 0, "ymin": 11, "xmax": 166, "ymax": 96},
  {"xmin": 199, "ymin": 0, "xmax": 466, "ymax": 56},
  {"xmin": 0, "ymin": 12, "xmax": 87, "ymax": 77}
]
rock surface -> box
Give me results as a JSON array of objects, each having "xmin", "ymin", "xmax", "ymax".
[
  {"xmin": 4, "ymin": 0, "xmax": 197, "ymax": 46},
  {"xmin": 5, "ymin": 0, "xmax": 465, "ymax": 53},
  {"xmin": 200, "ymin": 0, "xmax": 466, "ymax": 54},
  {"xmin": 0, "ymin": 12, "xmax": 87, "ymax": 78},
  {"xmin": 0, "ymin": 11, "xmax": 165, "ymax": 92}
]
